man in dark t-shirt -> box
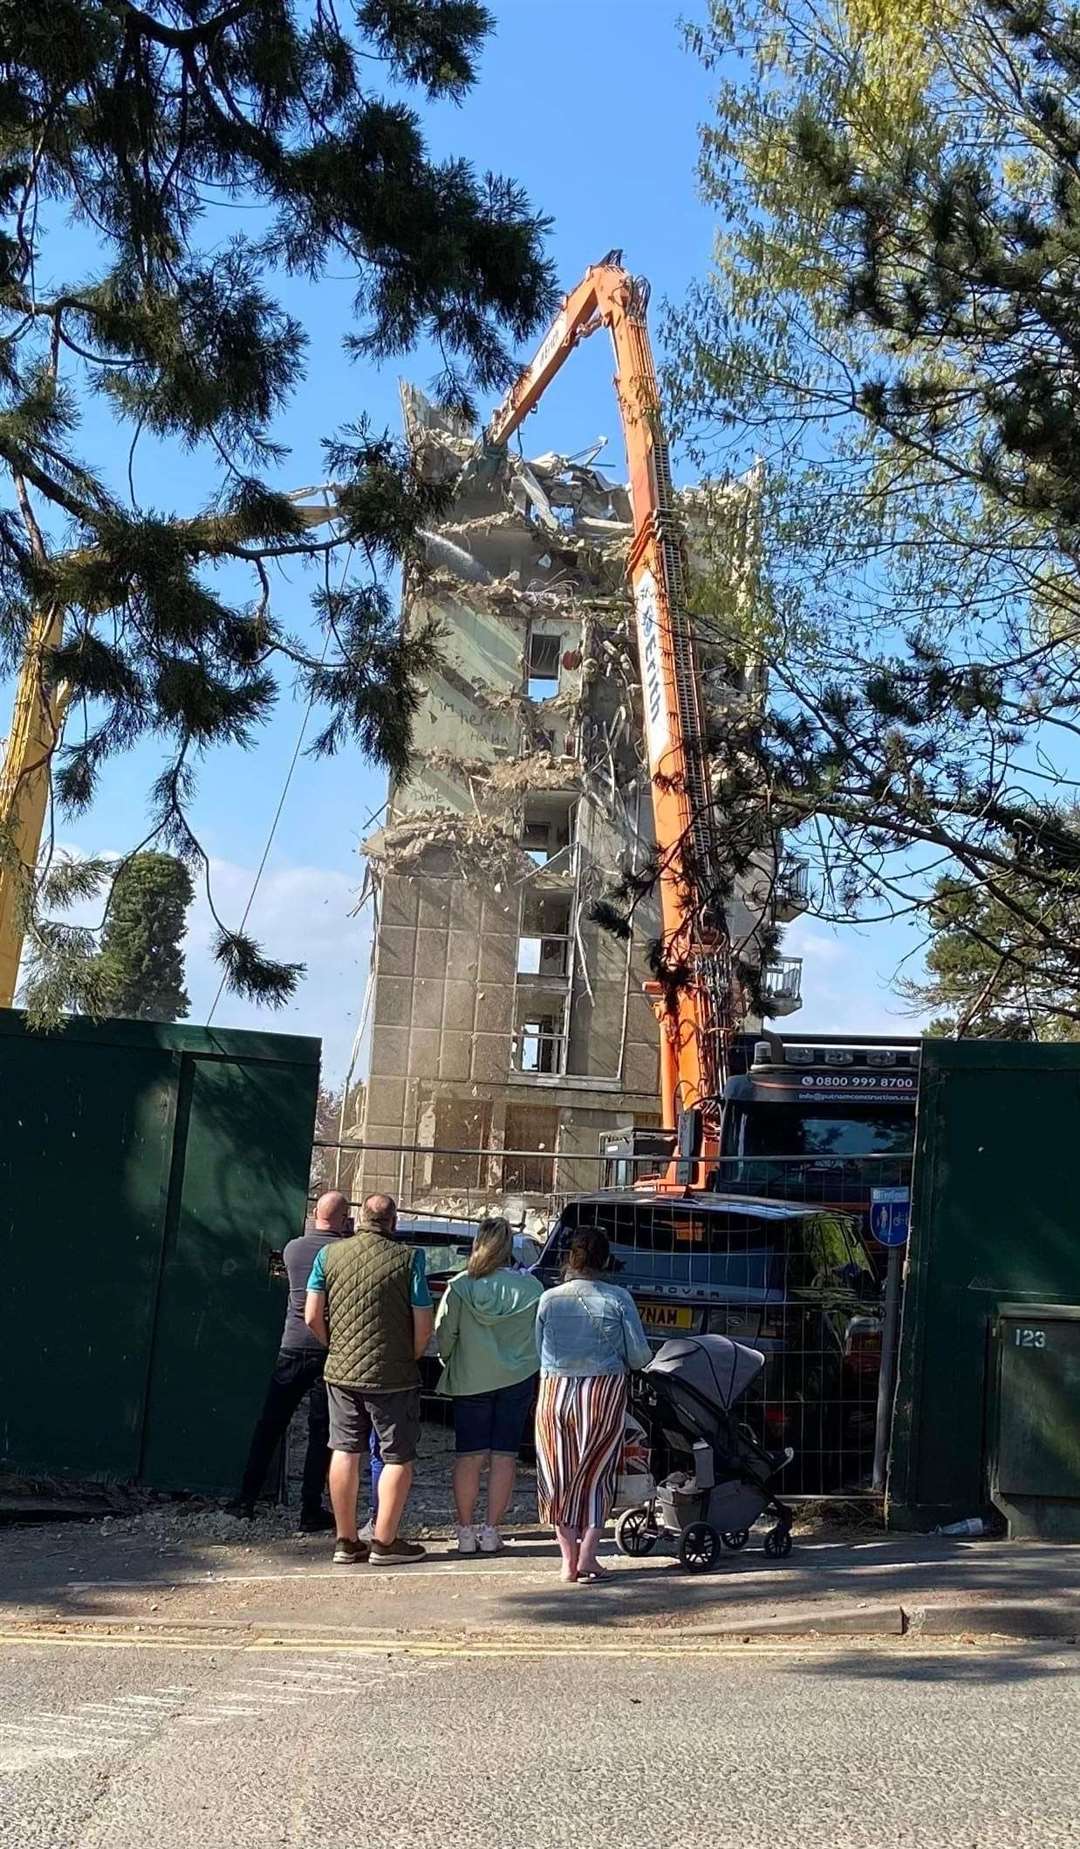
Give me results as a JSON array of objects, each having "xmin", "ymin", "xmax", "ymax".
[{"xmin": 230, "ymin": 1191, "xmax": 353, "ymax": 1531}]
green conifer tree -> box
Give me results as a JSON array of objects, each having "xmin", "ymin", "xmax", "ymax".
[{"xmin": 94, "ymin": 852, "xmax": 193, "ymax": 1021}]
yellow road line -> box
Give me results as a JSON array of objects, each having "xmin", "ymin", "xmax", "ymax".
[
  {"xmin": 0, "ymin": 1627, "xmax": 1040, "ymax": 1662},
  {"xmin": 0, "ymin": 1629, "xmax": 853, "ymax": 1660}
]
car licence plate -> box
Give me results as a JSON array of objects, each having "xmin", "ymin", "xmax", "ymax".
[{"xmin": 639, "ymin": 1301, "xmax": 699, "ymax": 1333}]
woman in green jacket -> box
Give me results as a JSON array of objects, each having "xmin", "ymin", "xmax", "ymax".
[{"xmin": 435, "ymin": 1216, "xmax": 543, "ymax": 1554}]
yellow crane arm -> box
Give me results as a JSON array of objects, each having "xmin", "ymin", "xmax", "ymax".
[{"xmin": 0, "ymin": 604, "xmax": 69, "ymax": 1006}]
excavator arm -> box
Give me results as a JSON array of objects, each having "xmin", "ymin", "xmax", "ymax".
[{"xmin": 487, "ymin": 255, "xmax": 736, "ymax": 1176}]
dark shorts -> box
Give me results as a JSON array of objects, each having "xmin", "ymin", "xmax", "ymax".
[
  {"xmin": 326, "ymin": 1386, "xmax": 421, "ymax": 1465},
  {"xmin": 452, "ymin": 1374, "xmax": 537, "ymax": 1458}
]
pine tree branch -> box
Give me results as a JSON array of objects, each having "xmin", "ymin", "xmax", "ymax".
[{"xmin": 98, "ymin": 0, "xmax": 259, "ymax": 54}]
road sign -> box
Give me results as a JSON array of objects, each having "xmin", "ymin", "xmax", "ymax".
[{"xmin": 870, "ymin": 1186, "xmax": 910, "ymax": 1247}]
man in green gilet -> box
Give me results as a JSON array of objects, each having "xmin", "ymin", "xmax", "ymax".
[{"xmin": 305, "ymin": 1192, "xmax": 433, "ymax": 1565}]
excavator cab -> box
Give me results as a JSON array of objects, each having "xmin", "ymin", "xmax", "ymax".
[
  {"xmin": 599, "ymin": 1126, "xmax": 676, "ymax": 1191},
  {"xmin": 600, "ymin": 1106, "xmax": 716, "ymax": 1193}
]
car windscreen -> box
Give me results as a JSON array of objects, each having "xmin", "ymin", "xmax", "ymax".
[
  {"xmin": 735, "ymin": 1103, "xmax": 914, "ymax": 1159},
  {"xmin": 553, "ymin": 1199, "xmax": 793, "ymax": 1299},
  {"xmin": 408, "ymin": 1240, "xmax": 473, "ymax": 1279}
]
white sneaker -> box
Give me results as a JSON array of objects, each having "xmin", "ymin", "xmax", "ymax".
[
  {"xmin": 455, "ymin": 1525, "xmax": 478, "ymax": 1555},
  {"xmin": 478, "ymin": 1525, "xmax": 503, "ymax": 1554},
  {"xmin": 358, "ymin": 1517, "xmax": 375, "ymax": 1545}
]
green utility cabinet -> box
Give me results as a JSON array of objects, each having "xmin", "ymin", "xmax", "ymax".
[
  {"xmin": 889, "ymin": 1038, "xmax": 1080, "ymax": 1530},
  {"xmin": 992, "ymin": 1304, "xmax": 1080, "ymax": 1539},
  {"xmin": 0, "ymin": 1010, "xmax": 321, "ymax": 1494}
]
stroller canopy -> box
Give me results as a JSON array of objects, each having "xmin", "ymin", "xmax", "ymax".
[{"xmin": 646, "ymin": 1334, "xmax": 764, "ymax": 1410}]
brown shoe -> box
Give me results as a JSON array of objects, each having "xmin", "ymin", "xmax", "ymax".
[
  {"xmin": 333, "ymin": 1537, "xmax": 370, "ymax": 1565},
  {"xmin": 368, "ymin": 1537, "xmax": 426, "ymax": 1565}
]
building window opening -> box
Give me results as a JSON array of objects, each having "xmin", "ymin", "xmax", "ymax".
[
  {"xmin": 521, "ymin": 795, "xmax": 575, "ymax": 869},
  {"xmin": 429, "ymin": 1099, "xmax": 492, "ymax": 1190},
  {"xmin": 527, "ymin": 630, "xmax": 562, "ymax": 702},
  {"xmin": 517, "ymin": 896, "xmax": 572, "ymax": 979},
  {"xmin": 514, "ymin": 1014, "xmax": 563, "ymax": 1074},
  {"xmin": 502, "ymin": 1102, "xmax": 558, "ymax": 1194}
]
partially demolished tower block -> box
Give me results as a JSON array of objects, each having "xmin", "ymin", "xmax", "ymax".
[{"xmin": 357, "ymin": 386, "xmax": 806, "ymax": 1230}]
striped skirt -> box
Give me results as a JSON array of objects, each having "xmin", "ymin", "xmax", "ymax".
[{"xmin": 535, "ymin": 1372, "xmax": 627, "ymax": 1532}]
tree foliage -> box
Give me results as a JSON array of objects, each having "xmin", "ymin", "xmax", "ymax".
[
  {"xmin": 0, "ymin": 0, "xmax": 555, "ymax": 1019},
  {"xmin": 666, "ymin": 0, "xmax": 1080, "ymax": 1010},
  {"xmin": 904, "ymin": 871, "xmax": 1080, "ymax": 1039}
]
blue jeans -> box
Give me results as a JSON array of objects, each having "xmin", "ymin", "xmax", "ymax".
[{"xmin": 452, "ymin": 1374, "xmax": 537, "ymax": 1456}]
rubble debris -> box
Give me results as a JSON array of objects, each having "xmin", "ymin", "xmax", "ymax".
[
  {"xmin": 487, "ymin": 752, "xmax": 582, "ymax": 795},
  {"xmin": 363, "ymin": 811, "xmax": 537, "ymax": 883},
  {"xmin": 411, "ymin": 749, "xmax": 494, "ymax": 784},
  {"xmin": 410, "ymin": 750, "xmax": 582, "ymax": 800}
]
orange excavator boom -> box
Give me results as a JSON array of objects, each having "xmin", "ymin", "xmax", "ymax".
[{"xmin": 486, "ymin": 254, "xmax": 736, "ymax": 1179}]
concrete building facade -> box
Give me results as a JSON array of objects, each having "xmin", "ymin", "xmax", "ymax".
[{"xmin": 357, "ymin": 388, "xmax": 804, "ymax": 1229}]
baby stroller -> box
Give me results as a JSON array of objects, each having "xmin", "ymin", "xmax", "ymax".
[{"xmin": 614, "ymin": 1333, "xmax": 795, "ymax": 1573}]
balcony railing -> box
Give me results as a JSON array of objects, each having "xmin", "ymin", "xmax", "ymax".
[
  {"xmin": 776, "ymin": 854, "xmax": 810, "ymax": 906},
  {"xmin": 761, "ymin": 955, "xmax": 803, "ymax": 1009},
  {"xmin": 775, "ymin": 855, "xmax": 810, "ymax": 913}
]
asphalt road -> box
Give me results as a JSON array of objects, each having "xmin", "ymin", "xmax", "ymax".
[{"xmin": 1, "ymin": 1635, "xmax": 1078, "ymax": 1847}]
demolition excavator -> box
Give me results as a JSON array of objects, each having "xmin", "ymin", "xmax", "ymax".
[{"xmin": 485, "ymin": 251, "xmax": 741, "ymax": 1190}]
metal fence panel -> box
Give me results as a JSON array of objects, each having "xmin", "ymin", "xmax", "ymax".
[
  {"xmin": 320, "ymin": 1137, "xmax": 913, "ymax": 1496},
  {"xmin": 547, "ymin": 1191, "xmax": 882, "ymax": 1495}
]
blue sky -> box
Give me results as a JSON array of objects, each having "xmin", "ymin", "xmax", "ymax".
[{"xmin": 3, "ymin": 0, "xmax": 928, "ymax": 1081}]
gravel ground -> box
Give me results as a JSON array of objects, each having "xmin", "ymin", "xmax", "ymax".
[
  {"xmin": 1, "ymin": 1410, "xmax": 879, "ymax": 1555},
  {"xmin": 70, "ymin": 1418, "xmax": 541, "ymax": 1549},
  {"xmin": 286, "ymin": 1405, "xmax": 541, "ymax": 1534}
]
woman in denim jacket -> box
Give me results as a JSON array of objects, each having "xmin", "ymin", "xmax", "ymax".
[{"xmin": 534, "ymin": 1225, "xmax": 650, "ymax": 1582}]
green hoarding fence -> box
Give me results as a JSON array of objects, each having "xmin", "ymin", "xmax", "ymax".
[
  {"xmin": 888, "ymin": 1038, "xmax": 1080, "ymax": 1531},
  {"xmin": 0, "ymin": 1010, "xmax": 320, "ymax": 1495}
]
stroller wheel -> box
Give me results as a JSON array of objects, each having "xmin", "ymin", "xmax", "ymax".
[
  {"xmin": 764, "ymin": 1525, "xmax": 793, "ymax": 1560},
  {"xmin": 615, "ymin": 1506, "xmax": 658, "ymax": 1557},
  {"xmin": 678, "ymin": 1522, "xmax": 722, "ymax": 1573},
  {"xmin": 721, "ymin": 1529, "xmax": 750, "ymax": 1551}
]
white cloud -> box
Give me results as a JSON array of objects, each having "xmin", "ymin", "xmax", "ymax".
[
  {"xmin": 785, "ymin": 925, "xmax": 848, "ymax": 966},
  {"xmin": 187, "ymin": 856, "xmax": 372, "ymax": 1084},
  {"xmin": 783, "ymin": 916, "xmax": 929, "ymax": 1038}
]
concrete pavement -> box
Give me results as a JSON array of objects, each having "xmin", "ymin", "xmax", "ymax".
[
  {"xmin": 1, "ymin": 1630, "xmax": 1079, "ymax": 1847},
  {"xmin": 2, "ymin": 1517, "xmax": 1079, "ymax": 1643}
]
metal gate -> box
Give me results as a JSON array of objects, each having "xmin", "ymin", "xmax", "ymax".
[
  {"xmin": 314, "ymin": 1134, "xmax": 912, "ymax": 1496},
  {"xmin": 0, "ymin": 1011, "xmax": 320, "ymax": 1493}
]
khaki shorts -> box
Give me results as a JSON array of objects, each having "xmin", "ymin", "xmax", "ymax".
[{"xmin": 325, "ymin": 1385, "xmax": 421, "ymax": 1464}]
